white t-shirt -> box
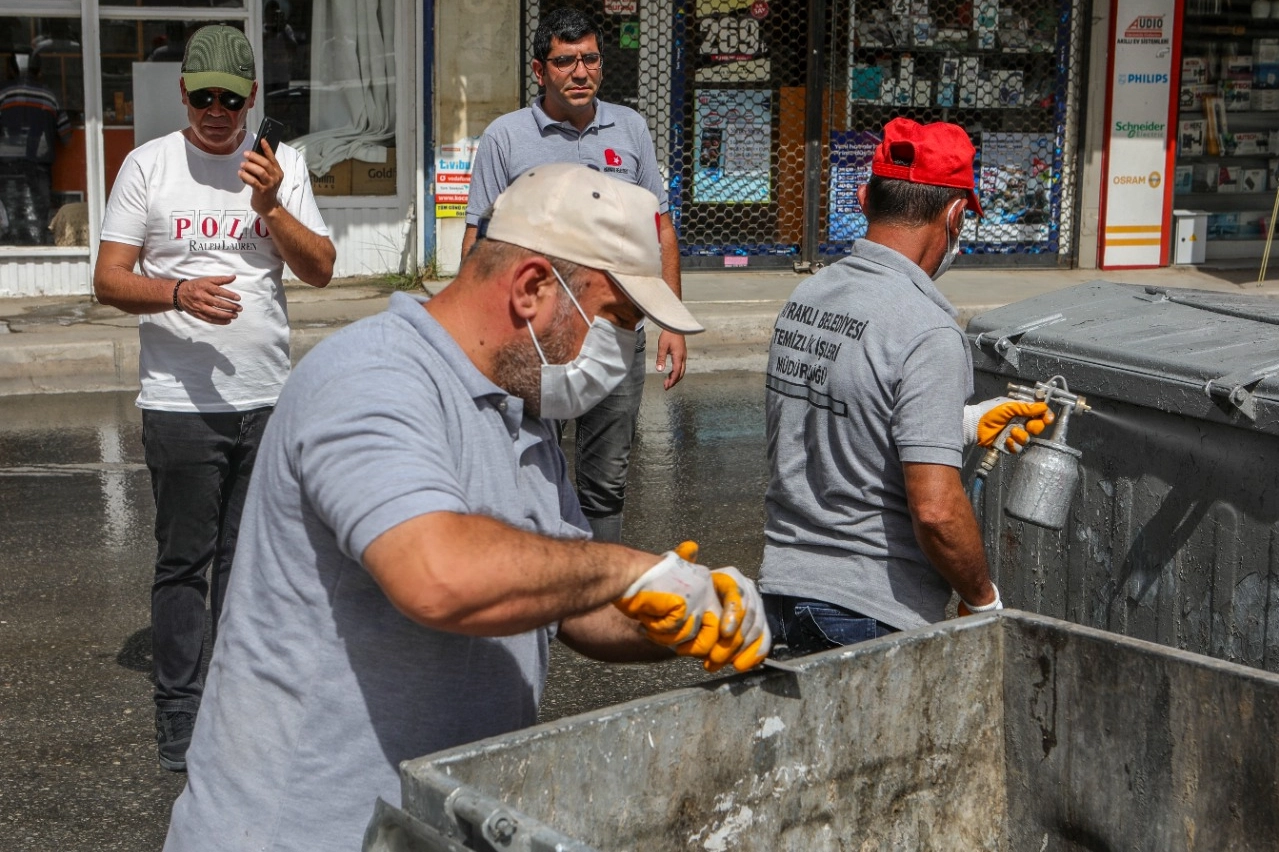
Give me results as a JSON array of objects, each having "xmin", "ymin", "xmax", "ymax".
[{"xmin": 101, "ymin": 130, "xmax": 330, "ymax": 412}]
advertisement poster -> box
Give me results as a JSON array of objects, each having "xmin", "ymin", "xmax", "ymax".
[
  {"xmin": 828, "ymin": 130, "xmax": 880, "ymax": 241},
  {"xmin": 696, "ymin": 0, "xmax": 770, "ymax": 83},
  {"xmin": 975, "ymin": 133, "xmax": 1053, "ymax": 245},
  {"xmin": 1100, "ymin": 0, "xmax": 1178, "ymax": 267},
  {"xmin": 694, "ymin": 88, "xmax": 772, "ymax": 203},
  {"xmin": 434, "ymin": 137, "xmax": 479, "ymax": 219}
]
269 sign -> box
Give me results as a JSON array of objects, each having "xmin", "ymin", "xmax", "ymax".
[{"xmin": 699, "ymin": 14, "xmax": 764, "ymax": 61}]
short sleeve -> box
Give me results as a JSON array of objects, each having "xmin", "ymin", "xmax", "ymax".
[
  {"xmin": 465, "ymin": 131, "xmax": 510, "ymax": 225},
  {"xmin": 290, "ymin": 362, "xmax": 470, "ymax": 563},
  {"xmin": 892, "ymin": 326, "xmax": 969, "ymax": 467},
  {"xmin": 278, "ymin": 144, "xmax": 330, "ymax": 237},
  {"xmin": 631, "ymin": 118, "xmax": 669, "ymax": 214},
  {"xmin": 100, "ymin": 152, "xmax": 149, "ymax": 246}
]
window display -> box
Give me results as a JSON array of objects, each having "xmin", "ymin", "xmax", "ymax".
[{"xmin": 1174, "ymin": 0, "xmax": 1279, "ymax": 259}]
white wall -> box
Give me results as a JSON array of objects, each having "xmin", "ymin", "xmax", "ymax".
[
  {"xmin": 434, "ymin": 0, "xmax": 522, "ymax": 276},
  {"xmin": 1076, "ymin": 0, "xmax": 1112, "ymax": 270}
]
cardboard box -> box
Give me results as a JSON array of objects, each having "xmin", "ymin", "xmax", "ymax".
[
  {"xmin": 1180, "ymin": 83, "xmax": 1216, "ymax": 110},
  {"xmin": 351, "ymin": 149, "xmax": 397, "ymax": 195},
  {"xmin": 1193, "ymin": 162, "xmax": 1218, "ymax": 192},
  {"xmin": 1256, "ymin": 39, "xmax": 1279, "ymax": 63},
  {"xmin": 1224, "ymin": 55, "xmax": 1254, "ymax": 80},
  {"xmin": 1232, "ymin": 130, "xmax": 1266, "ymax": 154},
  {"xmin": 1224, "ymin": 79, "xmax": 1253, "ymax": 111},
  {"xmin": 1174, "ymin": 165, "xmax": 1194, "ymax": 194},
  {"xmin": 911, "ymin": 17, "xmax": 934, "ymax": 46},
  {"xmin": 1182, "ymin": 56, "xmax": 1208, "ymax": 84},
  {"xmin": 914, "ymin": 80, "xmax": 932, "ymax": 106},
  {"xmin": 850, "ymin": 65, "xmax": 884, "ymax": 101},
  {"xmin": 1207, "ymin": 211, "xmax": 1239, "ymax": 239},
  {"xmin": 1218, "ymin": 165, "xmax": 1241, "ymax": 192},
  {"xmin": 1179, "ymin": 120, "xmax": 1206, "ymax": 156},
  {"xmin": 937, "ymin": 82, "xmax": 956, "ymax": 107},
  {"xmin": 1243, "ymin": 167, "xmax": 1268, "ymax": 192},
  {"xmin": 1254, "ymin": 88, "xmax": 1279, "ymax": 110},
  {"xmin": 310, "ymin": 159, "xmax": 353, "ymax": 196}
]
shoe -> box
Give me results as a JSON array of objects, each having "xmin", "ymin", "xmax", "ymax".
[{"xmin": 155, "ymin": 708, "xmax": 196, "ymax": 772}]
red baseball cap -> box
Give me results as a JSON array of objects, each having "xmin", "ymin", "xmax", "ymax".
[{"xmin": 870, "ymin": 118, "xmax": 983, "ymax": 218}]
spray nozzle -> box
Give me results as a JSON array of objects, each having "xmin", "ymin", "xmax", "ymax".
[{"xmin": 976, "ymin": 377, "xmax": 1090, "ymax": 479}]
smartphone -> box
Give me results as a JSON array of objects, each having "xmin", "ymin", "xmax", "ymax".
[{"xmin": 253, "ymin": 116, "xmax": 286, "ymax": 157}]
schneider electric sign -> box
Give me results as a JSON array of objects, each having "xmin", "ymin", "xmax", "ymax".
[{"xmin": 1102, "ymin": 0, "xmax": 1177, "ymax": 268}]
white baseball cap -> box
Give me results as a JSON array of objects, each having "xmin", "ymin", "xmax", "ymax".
[{"xmin": 480, "ymin": 162, "xmax": 704, "ymax": 335}]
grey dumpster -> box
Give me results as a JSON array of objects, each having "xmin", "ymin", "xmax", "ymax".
[
  {"xmin": 966, "ymin": 281, "xmax": 1279, "ymax": 672},
  {"xmin": 365, "ymin": 612, "xmax": 1279, "ymax": 851}
]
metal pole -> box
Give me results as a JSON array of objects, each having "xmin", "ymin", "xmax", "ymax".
[{"xmin": 798, "ymin": 0, "xmax": 827, "ymax": 272}]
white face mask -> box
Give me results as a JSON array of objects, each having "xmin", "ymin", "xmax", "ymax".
[
  {"xmin": 932, "ymin": 199, "xmax": 964, "ymax": 281},
  {"xmin": 527, "ymin": 267, "xmax": 638, "ymax": 420}
]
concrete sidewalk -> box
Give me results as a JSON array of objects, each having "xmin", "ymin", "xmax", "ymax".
[{"xmin": 2, "ymin": 263, "xmax": 1277, "ymax": 396}]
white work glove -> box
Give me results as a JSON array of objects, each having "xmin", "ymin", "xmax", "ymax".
[
  {"xmin": 614, "ymin": 550, "xmax": 724, "ymax": 657},
  {"xmin": 963, "ymin": 397, "xmax": 1054, "ymax": 453},
  {"xmin": 957, "ymin": 583, "xmax": 1004, "ymax": 617},
  {"xmin": 705, "ymin": 567, "xmax": 773, "ymax": 673}
]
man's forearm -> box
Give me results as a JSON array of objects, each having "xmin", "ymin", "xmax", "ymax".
[
  {"xmin": 659, "ymin": 213, "xmax": 681, "ymax": 298},
  {"xmin": 261, "ymin": 206, "xmax": 335, "ymax": 287},
  {"xmin": 94, "ymin": 263, "xmax": 178, "ymax": 315},
  {"xmin": 903, "ymin": 462, "xmax": 995, "ymax": 607},
  {"xmin": 362, "ymin": 511, "xmax": 663, "ymax": 637}
]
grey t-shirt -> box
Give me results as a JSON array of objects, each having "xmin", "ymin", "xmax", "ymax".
[
  {"xmin": 758, "ymin": 240, "xmax": 973, "ymax": 630},
  {"xmin": 465, "ymin": 96, "xmax": 668, "ymax": 224},
  {"xmin": 164, "ymin": 292, "xmax": 589, "ymax": 852}
]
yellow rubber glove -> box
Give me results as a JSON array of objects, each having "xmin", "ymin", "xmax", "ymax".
[
  {"xmin": 963, "ymin": 398, "xmax": 1054, "ymax": 453},
  {"xmin": 613, "ymin": 550, "xmax": 723, "ymax": 657},
  {"xmin": 674, "ymin": 542, "xmax": 773, "ymax": 673}
]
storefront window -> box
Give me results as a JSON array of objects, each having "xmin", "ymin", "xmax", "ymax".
[
  {"xmin": 264, "ymin": 0, "xmax": 398, "ymax": 197},
  {"xmin": 0, "ymin": 17, "xmax": 86, "ymax": 247},
  {"xmin": 98, "ymin": 19, "xmax": 232, "ymax": 200}
]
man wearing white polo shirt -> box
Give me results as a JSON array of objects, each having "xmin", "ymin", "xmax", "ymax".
[{"xmin": 463, "ymin": 7, "xmax": 685, "ymax": 545}]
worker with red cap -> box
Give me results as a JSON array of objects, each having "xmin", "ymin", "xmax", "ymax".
[{"xmin": 758, "ymin": 118, "xmax": 1052, "ymax": 655}]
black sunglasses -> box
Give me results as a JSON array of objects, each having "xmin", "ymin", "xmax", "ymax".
[
  {"xmin": 545, "ymin": 52, "xmax": 602, "ymax": 71},
  {"xmin": 187, "ymin": 88, "xmax": 247, "ymax": 111}
]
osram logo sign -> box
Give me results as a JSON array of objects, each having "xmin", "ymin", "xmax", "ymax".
[{"xmin": 170, "ymin": 210, "xmax": 267, "ymax": 241}]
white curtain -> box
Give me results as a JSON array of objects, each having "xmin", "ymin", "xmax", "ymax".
[{"xmin": 291, "ymin": 0, "xmax": 396, "ymax": 175}]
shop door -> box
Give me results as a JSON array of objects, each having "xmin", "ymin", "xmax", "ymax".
[{"xmin": 521, "ymin": 0, "xmax": 1089, "ymax": 270}]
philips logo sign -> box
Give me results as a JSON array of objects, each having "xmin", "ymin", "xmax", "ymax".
[{"xmin": 1119, "ymin": 72, "xmax": 1169, "ymax": 85}]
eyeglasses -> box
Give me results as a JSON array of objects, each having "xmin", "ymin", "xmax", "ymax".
[
  {"xmin": 545, "ymin": 52, "xmax": 603, "ymax": 71},
  {"xmin": 187, "ymin": 89, "xmax": 247, "ymax": 111}
]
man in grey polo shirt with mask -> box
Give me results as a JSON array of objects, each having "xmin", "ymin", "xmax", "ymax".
[
  {"xmin": 164, "ymin": 163, "xmax": 769, "ymax": 852},
  {"xmin": 759, "ymin": 119, "xmax": 1051, "ymax": 656},
  {"xmin": 462, "ymin": 7, "xmax": 685, "ymax": 546}
]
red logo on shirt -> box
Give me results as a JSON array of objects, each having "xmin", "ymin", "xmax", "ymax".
[
  {"xmin": 604, "ymin": 149, "xmax": 623, "ymax": 167},
  {"xmin": 655, "ymin": 212, "xmax": 661, "ymax": 239}
]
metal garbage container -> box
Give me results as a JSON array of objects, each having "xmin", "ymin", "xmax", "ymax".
[
  {"xmin": 364, "ymin": 611, "xmax": 1279, "ymax": 851},
  {"xmin": 966, "ymin": 281, "xmax": 1279, "ymax": 672}
]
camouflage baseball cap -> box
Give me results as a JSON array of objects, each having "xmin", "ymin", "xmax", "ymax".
[{"xmin": 181, "ymin": 25, "xmax": 255, "ymax": 98}]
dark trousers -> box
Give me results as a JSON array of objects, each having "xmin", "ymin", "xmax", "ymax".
[
  {"xmin": 142, "ymin": 407, "xmax": 272, "ymax": 710},
  {"xmin": 572, "ymin": 331, "xmax": 647, "ymax": 543},
  {"xmin": 764, "ymin": 594, "xmax": 898, "ymax": 659}
]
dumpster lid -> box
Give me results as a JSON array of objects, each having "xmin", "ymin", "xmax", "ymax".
[{"xmin": 967, "ymin": 281, "xmax": 1279, "ymax": 433}]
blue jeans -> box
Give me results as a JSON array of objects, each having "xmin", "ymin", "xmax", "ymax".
[
  {"xmin": 764, "ymin": 594, "xmax": 898, "ymax": 658},
  {"xmin": 142, "ymin": 407, "xmax": 272, "ymax": 710},
  {"xmin": 572, "ymin": 331, "xmax": 646, "ymax": 543}
]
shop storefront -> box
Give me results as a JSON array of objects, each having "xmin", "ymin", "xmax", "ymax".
[
  {"xmin": 1100, "ymin": 0, "xmax": 1279, "ymax": 268},
  {"xmin": 511, "ymin": 0, "xmax": 1090, "ymax": 270},
  {"xmin": 0, "ymin": 0, "xmax": 428, "ymax": 297}
]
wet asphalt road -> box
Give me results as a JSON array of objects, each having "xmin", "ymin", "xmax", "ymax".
[{"xmin": 0, "ymin": 372, "xmax": 769, "ymax": 851}]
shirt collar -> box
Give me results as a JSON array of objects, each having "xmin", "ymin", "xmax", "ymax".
[
  {"xmin": 531, "ymin": 95, "xmax": 612, "ymax": 134},
  {"xmin": 849, "ymin": 239, "xmax": 959, "ymax": 319},
  {"xmin": 387, "ymin": 292, "xmax": 528, "ymax": 418}
]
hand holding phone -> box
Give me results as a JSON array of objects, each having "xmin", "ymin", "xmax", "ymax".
[{"xmin": 253, "ymin": 116, "xmax": 286, "ymax": 158}]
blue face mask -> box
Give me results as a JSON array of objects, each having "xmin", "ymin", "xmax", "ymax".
[{"xmin": 526, "ymin": 268, "xmax": 638, "ymax": 420}]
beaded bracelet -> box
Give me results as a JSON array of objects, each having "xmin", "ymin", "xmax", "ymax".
[{"xmin": 172, "ymin": 279, "xmax": 187, "ymax": 313}]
